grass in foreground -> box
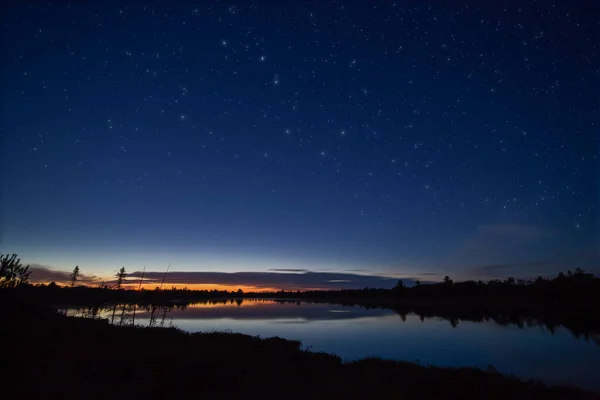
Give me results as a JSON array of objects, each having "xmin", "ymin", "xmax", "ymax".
[{"xmin": 4, "ymin": 300, "xmax": 598, "ymax": 400}]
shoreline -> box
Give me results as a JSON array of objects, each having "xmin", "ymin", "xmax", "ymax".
[{"xmin": 4, "ymin": 298, "xmax": 599, "ymax": 399}]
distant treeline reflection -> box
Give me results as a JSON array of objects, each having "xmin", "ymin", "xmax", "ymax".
[
  {"xmin": 61, "ymin": 297, "xmax": 600, "ymax": 347},
  {"xmin": 9, "ymin": 266, "xmax": 600, "ymax": 340}
]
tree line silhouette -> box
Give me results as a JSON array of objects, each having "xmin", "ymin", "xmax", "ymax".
[
  {"xmin": 4, "ymin": 252, "xmax": 595, "ymax": 308},
  {"xmin": 245, "ymin": 268, "xmax": 600, "ymax": 308},
  {"xmin": 2, "ymin": 252, "xmax": 599, "ymax": 334}
]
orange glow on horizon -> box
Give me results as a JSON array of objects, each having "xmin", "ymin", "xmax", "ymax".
[
  {"xmin": 121, "ymin": 282, "xmax": 282, "ymax": 292},
  {"xmin": 33, "ymin": 280, "xmax": 287, "ymax": 292}
]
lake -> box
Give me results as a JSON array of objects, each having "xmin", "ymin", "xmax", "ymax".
[{"xmin": 64, "ymin": 299, "xmax": 600, "ymax": 392}]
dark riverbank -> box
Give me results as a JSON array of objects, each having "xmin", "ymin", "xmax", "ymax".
[{"xmin": 4, "ymin": 296, "xmax": 599, "ymax": 400}]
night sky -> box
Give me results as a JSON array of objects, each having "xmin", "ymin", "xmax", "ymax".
[{"xmin": 1, "ymin": 2, "xmax": 598, "ymax": 290}]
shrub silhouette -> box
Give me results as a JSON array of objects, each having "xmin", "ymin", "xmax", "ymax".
[{"xmin": 0, "ymin": 253, "xmax": 30, "ymax": 288}]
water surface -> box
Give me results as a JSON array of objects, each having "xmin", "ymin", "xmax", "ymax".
[{"xmin": 65, "ymin": 299, "xmax": 600, "ymax": 392}]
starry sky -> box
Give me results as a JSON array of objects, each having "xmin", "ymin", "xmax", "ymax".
[{"xmin": 1, "ymin": 2, "xmax": 598, "ymax": 290}]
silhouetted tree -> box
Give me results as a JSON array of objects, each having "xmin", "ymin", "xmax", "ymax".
[
  {"xmin": 0, "ymin": 253, "xmax": 31, "ymax": 288},
  {"xmin": 115, "ymin": 266, "xmax": 127, "ymax": 289},
  {"xmin": 394, "ymin": 280, "xmax": 405, "ymax": 291},
  {"xmin": 69, "ymin": 266, "xmax": 80, "ymax": 287},
  {"xmin": 393, "ymin": 280, "xmax": 407, "ymax": 297},
  {"xmin": 443, "ymin": 276, "xmax": 453, "ymax": 285}
]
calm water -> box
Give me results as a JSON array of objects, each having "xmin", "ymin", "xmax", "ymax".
[{"xmin": 65, "ymin": 299, "xmax": 600, "ymax": 392}]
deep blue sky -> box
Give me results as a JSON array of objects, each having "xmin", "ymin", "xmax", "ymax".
[{"xmin": 1, "ymin": 2, "xmax": 598, "ymax": 288}]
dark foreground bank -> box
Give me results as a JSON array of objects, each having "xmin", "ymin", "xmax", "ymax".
[{"xmin": 3, "ymin": 299, "xmax": 598, "ymax": 400}]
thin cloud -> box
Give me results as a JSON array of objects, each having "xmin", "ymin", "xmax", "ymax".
[
  {"xmin": 462, "ymin": 224, "xmax": 553, "ymax": 253},
  {"xmin": 470, "ymin": 261, "xmax": 550, "ymax": 273},
  {"xmin": 467, "ymin": 261, "xmax": 552, "ymax": 278},
  {"xmin": 28, "ymin": 264, "xmax": 101, "ymax": 285},
  {"xmin": 117, "ymin": 270, "xmax": 404, "ymax": 291},
  {"xmin": 268, "ymin": 268, "xmax": 311, "ymax": 273},
  {"xmin": 445, "ymin": 222, "xmax": 556, "ymax": 270},
  {"xmin": 464, "ymin": 258, "xmax": 600, "ymax": 280}
]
